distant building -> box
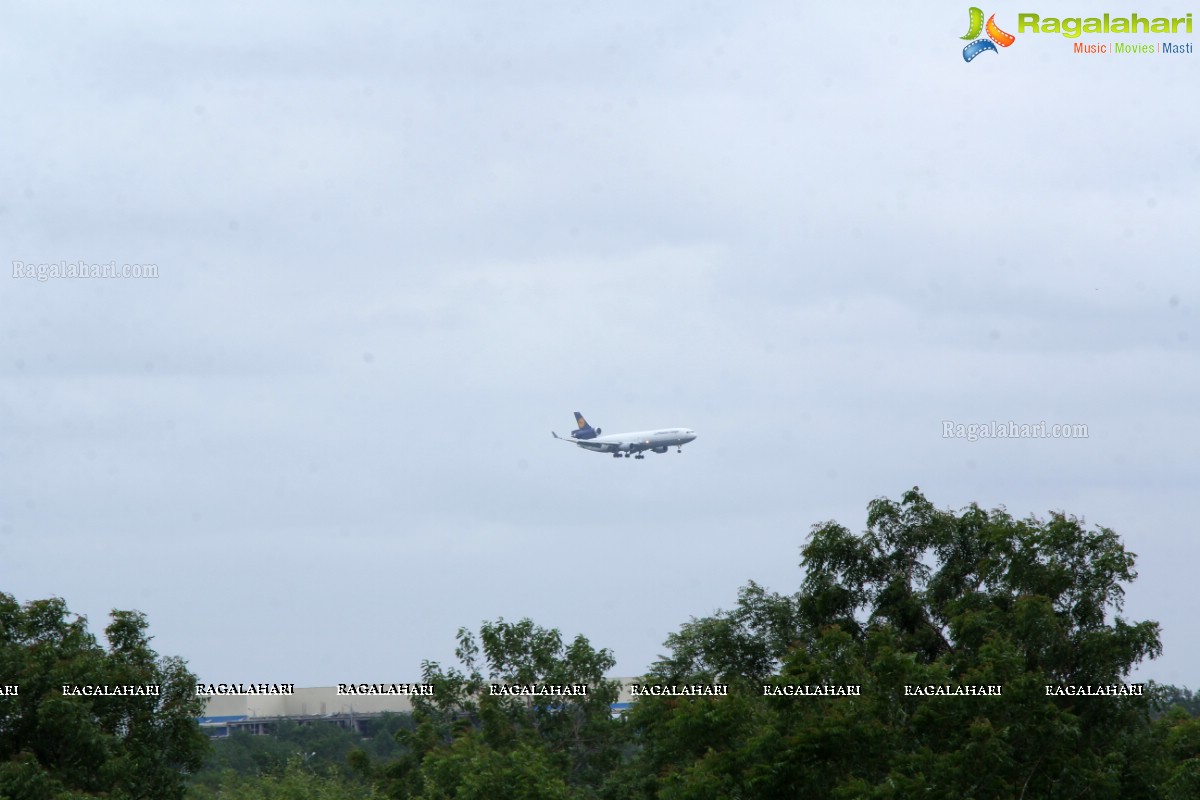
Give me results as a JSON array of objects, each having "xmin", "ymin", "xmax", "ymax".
[
  {"xmin": 198, "ymin": 680, "xmax": 644, "ymax": 737},
  {"xmin": 197, "ymin": 685, "xmax": 420, "ymax": 737}
]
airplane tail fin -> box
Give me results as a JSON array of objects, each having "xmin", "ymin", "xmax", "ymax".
[{"xmin": 571, "ymin": 411, "xmax": 600, "ymax": 439}]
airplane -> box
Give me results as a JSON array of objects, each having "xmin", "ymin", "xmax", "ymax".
[{"xmin": 552, "ymin": 412, "xmax": 698, "ymax": 459}]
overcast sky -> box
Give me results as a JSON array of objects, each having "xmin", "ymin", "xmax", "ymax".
[{"xmin": 1, "ymin": 1, "xmax": 1197, "ymax": 690}]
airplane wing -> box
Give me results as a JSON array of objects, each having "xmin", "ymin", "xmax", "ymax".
[{"xmin": 552, "ymin": 432, "xmax": 623, "ymax": 452}]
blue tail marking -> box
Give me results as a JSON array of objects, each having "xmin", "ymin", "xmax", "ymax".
[{"xmin": 571, "ymin": 411, "xmax": 601, "ymax": 439}]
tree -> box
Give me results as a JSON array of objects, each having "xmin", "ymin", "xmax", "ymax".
[
  {"xmin": 186, "ymin": 756, "xmax": 385, "ymax": 800},
  {"xmin": 650, "ymin": 581, "xmax": 804, "ymax": 684},
  {"xmin": 1150, "ymin": 683, "xmax": 1200, "ymax": 719},
  {"xmin": 617, "ymin": 489, "xmax": 1166, "ymax": 799},
  {"xmin": 0, "ymin": 593, "xmax": 209, "ymax": 800},
  {"xmin": 385, "ymin": 618, "xmax": 621, "ymax": 799},
  {"xmin": 1158, "ymin": 710, "xmax": 1200, "ymax": 799}
]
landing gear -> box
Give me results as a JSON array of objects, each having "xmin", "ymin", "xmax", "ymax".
[
  {"xmin": 677, "ymin": 447, "xmax": 683, "ymax": 453},
  {"xmin": 612, "ymin": 452, "xmax": 621, "ymax": 458},
  {"xmin": 634, "ymin": 454, "xmax": 645, "ymax": 459},
  {"xmin": 623, "ymin": 452, "xmax": 631, "ymax": 458}
]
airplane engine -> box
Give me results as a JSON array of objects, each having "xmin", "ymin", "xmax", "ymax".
[
  {"xmin": 595, "ymin": 428, "xmax": 601, "ymax": 435},
  {"xmin": 652, "ymin": 446, "xmax": 668, "ymax": 454}
]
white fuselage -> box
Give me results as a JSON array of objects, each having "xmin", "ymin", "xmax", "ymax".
[{"xmin": 573, "ymin": 427, "xmax": 697, "ymax": 454}]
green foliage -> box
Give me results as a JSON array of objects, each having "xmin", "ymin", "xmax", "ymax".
[
  {"xmin": 188, "ymin": 714, "xmax": 415, "ymax": 793},
  {"xmin": 417, "ymin": 735, "xmax": 582, "ymax": 800},
  {"xmin": 186, "ymin": 756, "xmax": 384, "ymax": 800},
  {"xmin": 1151, "ymin": 683, "xmax": 1200, "ymax": 718},
  {"xmin": 1158, "ymin": 711, "xmax": 1200, "ymax": 799},
  {"xmin": 652, "ymin": 581, "xmax": 804, "ymax": 684},
  {"xmin": 617, "ymin": 488, "xmax": 1171, "ymax": 799},
  {"xmin": 389, "ymin": 619, "xmax": 622, "ymax": 799},
  {"xmin": 0, "ymin": 593, "xmax": 208, "ymax": 800}
]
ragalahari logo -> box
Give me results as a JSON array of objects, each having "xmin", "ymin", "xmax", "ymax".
[{"xmin": 962, "ymin": 7, "xmax": 1016, "ymax": 61}]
